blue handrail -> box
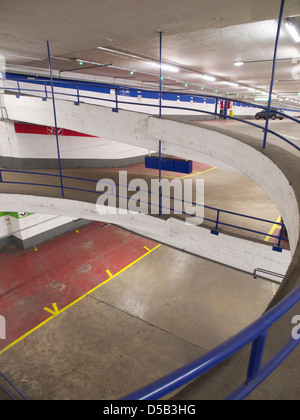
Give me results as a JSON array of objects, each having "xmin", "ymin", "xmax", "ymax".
[
  {"xmin": 0, "ymin": 371, "xmax": 28, "ymax": 400},
  {"xmin": 0, "ymin": 168, "xmax": 288, "ymax": 246},
  {"xmin": 121, "ymin": 284, "xmax": 300, "ymax": 400},
  {"xmin": 0, "ymin": 73, "xmax": 298, "ymax": 400},
  {"xmin": 1, "ymin": 74, "xmax": 300, "ymax": 152}
]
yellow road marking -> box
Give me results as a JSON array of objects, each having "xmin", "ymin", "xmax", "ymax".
[
  {"xmin": 144, "ymin": 246, "xmax": 151, "ymax": 252},
  {"xmin": 123, "ymin": 166, "xmax": 216, "ymax": 180},
  {"xmin": 177, "ymin": 167, "xmax": 216, "ymax": 179},
  {"xmin": 264, "ymin": 215, "xmax": 282, "ymax": 242},
  {"xmin": 0, "ymin": 244, "xmax": 162, "ymax": 356},
  {"xmin": 44, "ymin": 303, "xmax": 60, "ymax": 316},
  {"xmin": 106, "ymin": 269, "xmax": 113, "ymax": 278},
  {"xmin": 264, "ymin": 216, "xmax": 283, "ymax": 296}
]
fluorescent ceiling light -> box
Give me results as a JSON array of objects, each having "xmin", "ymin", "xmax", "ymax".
[
  {"xmin": 285, "ymin": 19, "xmax": 300, "ymax": 43},
  {"xmin": 229, "ymin": 82, "xmax": 239, "ymax": 87},
  {"xmin": 255, "ymin": 97, "xmax": 268, "ymax": 102},
  {"xmin": 157, "ymin": 63, "xmax": 179, "ymax": 73},
  {"xmin": 201, "ymin": 75, "xmax": 216, "ymax": 82},
  {"xmin": 234, "ymin": 61, "xmax": 244, "ymax": 67},
  {"xmin": 97, "ymin": 47, "xmax": 146, "ymax": 61},
  {"xmin": 248, "ymin": 88, "xmax": 255, "ymax": 92},
  {"xmin": 76, "ymin": 59, "xmax": 103, "ymax": 66},
  {"xmin": 98, "ymin": 47, "xmax": 180, "ymax": 73}
]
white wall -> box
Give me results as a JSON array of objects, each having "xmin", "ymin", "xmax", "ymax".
[
  {"xmin": 0, "ymin": 121, "xmax": 150, "ymax": 161},
  {"xmin": 2, "ymin": 95, "xmax": 298, "ymax": 270},
  {"xmin": 8, "ymin": 213, "xmax": 78, "ymax": 242},
  {"xmin": 4, "ymin": 78, "xmax": 300, "ymax": 119},
  {"xmin": 0, "ymin": 193, "xmax": 291, "ymax": 279},
  {"xmin": 0, "ymin": 214, "xmax": 10, "ymax": 238}
]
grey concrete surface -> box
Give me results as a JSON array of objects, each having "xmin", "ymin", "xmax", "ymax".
[
  {"xmin": 0, "ymin": 242, "xmax": 276, "ymax": 400},
  {"xmin": 0, "ymin": 164, "xmax": 282, "ymax": 246}
]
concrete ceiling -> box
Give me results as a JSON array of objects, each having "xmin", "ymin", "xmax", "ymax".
[{"xmin": 1, "ymin": 0, "xmax": 300, "ymax": 105}]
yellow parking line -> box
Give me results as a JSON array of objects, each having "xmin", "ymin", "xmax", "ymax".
[
  {"xmin": 0, "ymin": 244, "xmax": 162, "ymax": 356},
  {"xmin": 177, "ymin": 167, "xmax": 216, "ymax": 179},
  {"xmin": 264, "ymin": 215, "xmax": 282, "ymax": 242},
  {"xmin": 126, "ymin": 166, "xmax": 216, "ymax": 179}
]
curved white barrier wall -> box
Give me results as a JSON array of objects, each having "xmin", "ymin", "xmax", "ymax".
[
  {"xmin": 0, "ymin": 194, "xmax": 291, "ymax": 277},
  {"xmin": 2, "ymin": 94, "xmax": 299, "ymax": 256}
]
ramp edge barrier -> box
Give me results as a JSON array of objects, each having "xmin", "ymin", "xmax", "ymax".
[
  {"xmin": 120, "ymin": 284, "xmax": 300, "ymax": 400},
  {"xmin": 254, "ymin": 268, "xmax": 285, "ymax": 284},
  {"xmin": 0, "ymin": 169, "xmax": 288, "ymax": 248},
  {"xmin": 1, "ymin": 74, "xmax": 300, "ymax": 152}
]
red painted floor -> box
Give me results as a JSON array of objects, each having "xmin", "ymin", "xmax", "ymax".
[{"xmin": 0, "ymin": 222, "xmax": 158, "ymax": 351}]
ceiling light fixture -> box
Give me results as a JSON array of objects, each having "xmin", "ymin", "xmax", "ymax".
[
  {"xmin": 285, "ymin": 18, "xmax": 300, "ymax": 43},
  {"xmin": 156, "ymin": 63, "xmax": 179, "ymax": 73},
  {"xmin": 76, "ymin": 58, "xmax": 104, "ymax": 66},
  {"xmin": 234, "ymin": 61, "xmax": 244, "ymax": 67},
  {"xmin": 201, "ymin": 75, "xmax": 216, "ymax": 82}
]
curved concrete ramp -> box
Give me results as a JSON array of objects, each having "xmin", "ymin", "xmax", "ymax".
[
  {"xmin": 0, "ymin": 193, "xmax": 290, "ymax": 277},
  {"xmin": 2, "ymin": 95, "xmax": 299, "ymax": 253},
  {"xmin": 1, "ymin": 94, "xmax": 300, "ymax": 399}
]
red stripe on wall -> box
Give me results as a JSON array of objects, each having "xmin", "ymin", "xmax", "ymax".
[{"xmin": 14, "ymin": 123, "xmax": 97, "ymax": 137}]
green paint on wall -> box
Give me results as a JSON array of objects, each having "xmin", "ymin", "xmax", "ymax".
[{"xmin": 0, "ymin": 212, "xmax": 35, "ymax": 219}]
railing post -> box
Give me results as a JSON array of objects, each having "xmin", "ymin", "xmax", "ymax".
[
  {"xmin": 277, "ymin": 222, "xmax": 285, "ymax": 249},
  {"xmin": 215, "ymin": 209, "xmax": 220, "ymax": 230},
  {"xmin": 74, "ymin": 83, "xmax": 80, "ymax": 106},
  {"xmin": 43, "ymin": 81, "xmax": 48, "ymax": 101},
  {"xmin": 246, "ymin": 331, "xmax": 268, "ymax": 384},
  {"xmin": 46, "ymin": 40, "xmax": 64, "ymax": 198},
  {"xmin": 112, "ymin": 88, "xmax": 119, "ymax": 112},
  {"xmin": 224, "ymin": 100, "xmax": 228, "ymax": 120},
  {"xmin": 16, "ymin": 81, "xmax": 21, "ymax": 98},
  {"xmin": 214, "ymin": 99, "xmax": 218, "ymax": 120},
  {"xmin": 263, "ymin": 0, "xmax": 285, "ymax": 149},
  {"xmin": 159, "ymin": 31, "xmax": 162, "ymax": 118},
  {"xmin": 158, "ymin": 31, "xmax": 163, "ymax": 216}
]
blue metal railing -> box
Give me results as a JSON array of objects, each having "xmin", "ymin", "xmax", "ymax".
[
  {"xmin": 121, "ymin": 284, "xmax": 300, "ymax": 400},
  {"xmin": 0, "ymin": 168, "xmax": 288, "ymax": 248},
  {"xmin": 0, "ymin": 74, "xmax": 298, "ymax": 400},
  {"xmin": 1, "ymin": 74, "xmax": 300, "ymax": 153},
  {"xmin": 0, "ymin": 371, "xmax": 28, "ymax": 400}
]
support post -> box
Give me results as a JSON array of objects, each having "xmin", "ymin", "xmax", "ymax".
[
  {"xmin": 159, "ymin": 31, "xmax": 163, "ymax": 216},
  {"xmin": 277, "ymin": 222, "xmax": 285, "ymax": 249},
  {"xmin": 214, "ymin": 99, "xmax": 218, "ymax": 120},
  {"xmin": 246, "ymin": 331, "xmax": 268, "ymax": 384},
  {"xmin": 112, "ymin": 88, "xmax": 119, "ymax": 113},
  {"xmin": 74, "ymin": 83, "xmax": 80, "ymax": 106},
  {"xmin": 263, "ymin": 0, "xmax": 285, "ymax": 149},
  {"xmin": 46, "ymin": 41, "xmax": 64, "ymax": 198}
]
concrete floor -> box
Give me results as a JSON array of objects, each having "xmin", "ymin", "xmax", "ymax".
[
  {"xmin": 0, "ymin": 222, "xmax": 277, "ymax": 400},
  {"xmin": 0, "ymin": 118, "xmax": 296, "ymax": 399},
  {"xmin": 200, "ymin": 119, "xmax": 300, "ymax": 157}
]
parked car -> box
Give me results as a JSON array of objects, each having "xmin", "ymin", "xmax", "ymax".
[{"xmin": 255, "ymin": 109, "xmax": 284, "ymax": 120}]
